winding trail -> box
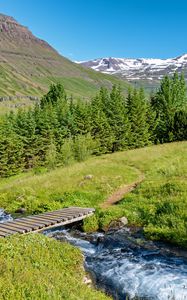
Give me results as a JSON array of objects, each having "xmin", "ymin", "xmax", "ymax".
[{"xmin": 100, "ymin": 169, "xmax": 145, "ymax": 209}]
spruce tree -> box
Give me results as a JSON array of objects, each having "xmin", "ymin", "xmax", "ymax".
[
  {"xmin": 173, "ymin": 110, "xmax": 187, "ymax": 141},
  {"xmin": 90, "ymin": 94, "xmax": 114, "ymax": 153},
  {"xmin": 151, "ymin": 73, "xmax": 187, "ymax": 142},
  {"xmin": 73, "ymin": 100, "xmax": 91, "ymax": 135},
  {"xmin": 101, "ymin": 85, "xmax": 130, "ymax": 151},
  {"xmin": 127, "ymin": 88, "xmax": 150, "ymax": 148},
  {"xmin": 40, "ymin": 83, "xmax": 66, "ymax": 108},
  {"xmin": 0, "ymin": 121, "xmax": 24, "ymax": 177}
]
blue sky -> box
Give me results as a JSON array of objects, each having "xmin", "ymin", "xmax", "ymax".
[{"xmin": 1, "ymin": 0, "xmax": 187, "ymax": 60}]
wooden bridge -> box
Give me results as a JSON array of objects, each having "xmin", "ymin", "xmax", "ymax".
[{"xmin": 0, "ymin": 207, "xmax": 95, "ymax": 237}]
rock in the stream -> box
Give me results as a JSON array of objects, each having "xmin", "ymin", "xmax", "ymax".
[
  {"xmin": 83, "ymin": 276, "xmax": 92, "ymax": 286},
  {"xmin": 84, "ymin": 174, "xmax": 94, "ymax": 180},
  {"xmin": 119, "ymin": 216, "xmax": 128, "ymax": 226},
  {"xmin": 107, "ymin": 217, "xmax": 128, "ymax": 231},
  {"xmin": 15, "ymin": 208, "xmax": 27, "ymax": 214}
]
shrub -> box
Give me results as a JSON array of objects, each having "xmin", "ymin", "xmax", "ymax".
[
  {"xmin": 83, "ymin": 214, "xmax": 99, "ymax": 232},
  {"xmin": 73, "ymin": 134, "xmax": 96, "ymax": 162}
]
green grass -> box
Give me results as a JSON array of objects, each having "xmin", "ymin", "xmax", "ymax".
[
  {"xmin": 0, "ymin": 98, "xmax": 36, "ymax": 115},
  {"xmin": 0, "ymin": 30, "xmax": 130, "ymax": 115},
  {"xmin": 0, "ymin": 141, "xmax": 186, "ymax": 246},
  {"xmin": 0, "ymin": 157, "xmax": 137, "ymax": 213},
  {"xmin": 104, "ymin": 142, "xmax": 187, "ymax": 247},
  {"xmin": 0, "ymin": 234, "xmax": 110, "ymax": 299},
  {"xmin": 0, "ymin": 71, "xmax": 130, "ymax": 114}
]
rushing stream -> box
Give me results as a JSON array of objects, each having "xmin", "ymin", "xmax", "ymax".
[
  {"xmin": 45, "ymin": 226, "xmax": 187, "ymax": 300},
  {"xmin": 0, "ymin": 208, "xmax": 13, "ymax": 223},
  {"xmin": 0, "ymin": 208, "xmax": 186, "ymax": 300}
]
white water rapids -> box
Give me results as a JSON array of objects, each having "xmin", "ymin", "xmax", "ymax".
[
  {"xmin": 0, "ymin": 208, "xmax": 12, "ymax": 223},
  {"xmin": 0, "ymin": 207, "xmax": 186, "ymax": 300},
  {"xmin": 46, "ymin": 227, "xmax": 187, "ymax": 300}
]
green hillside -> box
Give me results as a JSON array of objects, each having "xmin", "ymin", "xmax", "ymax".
[
  {"xmin": 0, "ymin": 14, "xmax": 130, "ymax": 100},
  {"xmin": 0, "ymin": 57, "xmax": 130, "ymax": 98}
]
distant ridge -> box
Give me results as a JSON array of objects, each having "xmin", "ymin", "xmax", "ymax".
[
  {"xmin": 0, "ymin": 14, "xmax": 129, "ymax": 97},
  {"xmin": 78, "ymin": 55, "xmax": 187, "ymax": 90}
]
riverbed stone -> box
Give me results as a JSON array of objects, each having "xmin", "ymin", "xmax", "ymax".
[
  {"xmin": 84, "ymin": 174, "xmax": 94, "ymax": 180},
  {"xmin": 15, "ymin": 208, "xmax": 27, "ymax": 214},
  {"xmin": 106, "ymin": 217, "xmax": 129, "ymax": 231},
  {"xmin": 119, "ymin": 217, "xmax": 128, "ymax": 226},
  {"xmin": 83, "ymin": 276, "xmax": 92, "ymax": 285}
]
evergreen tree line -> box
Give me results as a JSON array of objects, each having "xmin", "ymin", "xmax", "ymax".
[{"xmin": 0, "ymin": 73, "xmax": 186, "ymax": 177}]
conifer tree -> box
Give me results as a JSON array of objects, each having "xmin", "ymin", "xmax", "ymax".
[
  {"xmin": 0, "ymin": 121, "xmax": 24, "ymax": 177},
  {"xmin": 73, "ymin": 100, "xmax": 91, "ymax": 135},
  {"xmin": 40, "ymin": 83, "xmax": 66, "ymax": 108},
  {"xmin": 13, "ymin": 109, "xmax": 41, "ymax": 169},
  {"xmin": 101, "ymin": 85, "xmax": 130, "ymax": 151},
  {"xmin": 151, "ymin": 73, "xmax": 187, "ymax": 142},
  {"xmin": 90, "ymin": 94, "xmax": 114, "ymax": 153},
  {"xmin": 173, "ymin": 110, "xmax": 187, "ymax": 141},
  {"xmin": 127, "ymin": 88, "xmax": 150, "ymax": 148}
]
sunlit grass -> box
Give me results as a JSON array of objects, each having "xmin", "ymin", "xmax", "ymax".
[
  {"xmin": 0, "ymin": 141, "xmax": 186, "ymax": 246},
  {"xmin": 0, "ymin": 234, "xmax": 110, "ymax": 299}
]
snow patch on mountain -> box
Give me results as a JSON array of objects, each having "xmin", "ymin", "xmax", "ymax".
[{"xmin": 78, "ymin": 54, "xmax": 187, "ymax": 82}]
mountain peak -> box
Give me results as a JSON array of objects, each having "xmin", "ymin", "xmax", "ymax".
[
  {"xmin": 0, "ymin": 12, "xmax": 58, "ymax": 54},
  {"xmin": 79, "ymin": 54, "xmax": 187, "ymax": 89},
  {"xmin": 0, "ymin": 13, "xmax": 34, "ymax": 41},
  {"xmin": 0, "ymin": 13, "xmax": 16, "ymax": 22},
  {"xmin": 176, "ymin": 53, "xmax": 187, "ymax": 61}
]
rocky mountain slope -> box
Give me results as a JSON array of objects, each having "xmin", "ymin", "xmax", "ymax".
[
  {"xmin": 0, "ymin": 14, "xmax": 129, "ymax": 97},
  {"xmin": 79, "ymin": 55, "xmax": 187, "ymax": 90}
]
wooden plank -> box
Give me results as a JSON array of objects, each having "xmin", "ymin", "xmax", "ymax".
[
  {"xmin": 31, "ymin": 214, "xmax": 67, "ymax": 222},
  {"xmin": 25, "ymin": 217, "xmax": 57, "ymax": 226},
  {"xmin": 13, "ymin": 220, "xmax": 42, "ymax": 230},
  {"xmin": 27, "ymin": 215, "xmax": 72, "ymax": 222},
  {"xmin": 22, "ymin": 211, "xmax": 90, "ymax": 229},
  {"xmin": 0, "ymin": 230, "xmax": 10, "ymax": 237},
  {"xmin": 15, "ymin": 218, "xmax": 45, "ymax": 227},
  {"xmin": 40, "ymin": 209, "xmax": 83, "ymax": 215},
  {"xmin": 6, "ymin": 222, "xmax": 33, "ymax": 232},
  {"xmin": 0, "ymin": 207, "xmax": 95, "ymax": 238},
  {"xmin": 0, "ymin": 226, "xmax": 18, "ymax": 235},
  {"xmin": 42, "ymin": 213, "xmax": 83, "ymax": 221},
  {"xmin": 39, "ymin": 212, "xmax": 83, "ymax": 219},
  {"xmin": 37, "ymin": 212, "xmax": 94, "ymax": 232},
  {"xmin": 18, "ymin": 217, "xmax": 53, "ymax": 226},
  {"xmin": 41, "ymin": 211, "xmax": 83, "ymax": 217},
  {"xmin": 0, "ymin": 223, "xmax": 25, "ymax": 234},
  {"xmin": 28, "ymin": 215, "xmax": 68, "ymax": 223},
  {"xmin": 16, "ymin": 218, "xmax": 47, "ymax": 226},
  {"xmin": 18, "ymin": 217, "xmax": 69, "ymax": 228}
]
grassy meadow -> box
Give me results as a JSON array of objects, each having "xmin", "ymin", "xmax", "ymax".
[{"xmin": 0, "ymin": 141, "xmax": 186, "ymax": 246}]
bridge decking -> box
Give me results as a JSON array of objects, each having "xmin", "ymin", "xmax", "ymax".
[{"xmin": 0, "ymin": 207, "xmax": 95, "ymax": 237}]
